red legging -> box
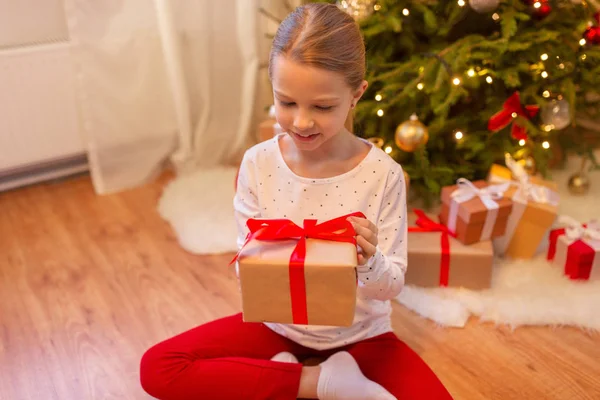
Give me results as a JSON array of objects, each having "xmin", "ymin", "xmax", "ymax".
[{"xmin": 140, "ymin": 313, "xmax": 452, "ymax": 400}]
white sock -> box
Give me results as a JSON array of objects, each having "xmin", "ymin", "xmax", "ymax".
[
  {"xmin": 270, "ymin": 351, "xmax": 299, "ymax": 363},
  {"xmin": 317, "ymin": 351, "xmax": 396, "ymax": 400}
]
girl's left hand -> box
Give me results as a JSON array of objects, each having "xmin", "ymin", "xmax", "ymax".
[{"xmin": 347, "ymin": 216, "xmax": 378, "ymax": 265}]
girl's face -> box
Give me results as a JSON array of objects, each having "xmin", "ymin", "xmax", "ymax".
[{"xmin": 271, "ymin": 56, "xmax": 367, "ymax": 152}]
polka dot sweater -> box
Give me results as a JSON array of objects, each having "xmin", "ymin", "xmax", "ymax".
[{"xmin": 234, "ymin": 134, "xmax": 408, "ymax": 350}]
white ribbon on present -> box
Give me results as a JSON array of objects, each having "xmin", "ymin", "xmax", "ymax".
[
  {"xmin": 447, "ymin": 178, "xmax": 510, "ymax": 241},
  {"xmin": 504, "ymin": 154, "xmax": 558, "ymax": 205},
  {"xmin": 554, "ymin": 216, "xmax": 600, "ymax": 281},
  {"xmin": 493, "ymin": 154, "xmax": 560, "ymax": 256},
  {"xmin": 559, "ymin": 216, "xmax": 600, "ymax": 241}
]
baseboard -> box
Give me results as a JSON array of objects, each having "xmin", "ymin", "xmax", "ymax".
[{"xmin": 0, "ymin": 153, "xmax": 89, "ymax": 193}]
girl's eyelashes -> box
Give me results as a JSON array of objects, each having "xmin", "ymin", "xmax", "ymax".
[
  {"xmin": 279, "ymin": 100, "xmax": 295, "ymax": 107},
  {"xmin": 315, "ymin": 105, "xmax": 334, "ymax": 111},
  {"xmin": 278, "ymin": 100, "xmax": 335, "ymax": 112}
]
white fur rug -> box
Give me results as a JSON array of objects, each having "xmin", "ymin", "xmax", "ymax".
[{"xmin": 158, "ymin": 155, "xmax": 600, "ymax": 330}]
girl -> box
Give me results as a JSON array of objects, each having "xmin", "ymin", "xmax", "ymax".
[{"xmin": 140, "ymin": 3, "xmax": 452, "ymax": 400}]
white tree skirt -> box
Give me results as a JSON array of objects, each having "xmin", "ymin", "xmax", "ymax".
[{"xmin": 158, "ymin": 154, "xmax": 600, "ymax": 329}]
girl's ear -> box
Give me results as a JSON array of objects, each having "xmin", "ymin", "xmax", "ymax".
[{"xmin": 352, "ymin": 80, "xmax": 369, "ymax": 105}]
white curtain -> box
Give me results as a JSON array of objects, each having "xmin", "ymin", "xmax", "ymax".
[{"xmin": 64, "ymin": 0, "xmax": 258, "ymax": 194}]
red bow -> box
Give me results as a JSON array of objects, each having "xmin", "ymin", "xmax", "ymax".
[
  {"xmin": 488, "ymin": 92, "xmax": 539, "ymax": 141},
  {"xmin": 408, "ymin": 209, "xmax": 452, "ymax": 287},
  {"xmin": 231, "ymin": 212, "xmax": 364, "ymax": 324}
]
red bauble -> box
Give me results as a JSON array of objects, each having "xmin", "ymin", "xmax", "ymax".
[
  {"xmin": 584, "ymin": 26, "xmax": 600, "ymax": 45},
  {"xmin": 534, "ymin": 4, "xmax": 552, "ymax": 19},
  {"xmin": 521, "ymin": 0, "xmax": 552, "ymax": 19}
]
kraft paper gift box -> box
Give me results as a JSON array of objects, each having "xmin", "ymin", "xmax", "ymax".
[
  {"xmin": 439, "ymin": 178, "xmax": 513, "ymax": 245},
  {"xmin": 233, "ymin": 214, "xmax": 361, "ymax": 327},
  {"xmin": 547, "ymin": 217, "xmax": 600, "ymax": 281},
  {"xmin": 258, "ymin": 106, "xmax": 283, "ymax": 142},
  {"xmin": 258, "ymin": 119, "xmax": 283, "ymax": 142},
  {"xmin": 488, "ymin": 155, "xmax": 559, "ymax": 259},
  {"xmin": 406, "ymin": 210, "xmax": 494, "ymax": 290}
]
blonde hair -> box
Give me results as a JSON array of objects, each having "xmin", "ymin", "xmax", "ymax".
[{"xmin": 268, "ymin": 3, "xmax": 366, "ymax": 132}]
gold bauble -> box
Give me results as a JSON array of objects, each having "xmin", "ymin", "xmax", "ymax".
[
  {"xmin": 519, "ymin": 156, "xmax": 537, "ymax": 176},
  {"xmin": 367, "ymin": 137, "xmax": 384, "ymax": 149},
  {"xmin": 395, "ymin": 114, "xmax": 429, "ymax": 152},
  {"xmin": 336, "ymin": 0, "xmax": 375, "ymax": 21},
  {"xmin": 512, "ymin": 148, "xmax": 537, "ymax": 176},
  {"xmin": 403, "ymin": 170, "xmax": 410, "ymax": 192},
  {"xmin": 567, "ymin": 173, "xmax": 591, "ymax": 195}
]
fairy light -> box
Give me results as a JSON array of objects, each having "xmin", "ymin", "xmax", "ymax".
[
  {"xmin": 384, "ymin": 146, "xmax": 392, "ymax": 154},
  {"xmin": 492, "ymin": 13, "xmax": 500, "ymax": 21},
  {"xmin": 544, "ymin": 124, "xmax": 554, "ymax": 132},
  {"xmin": 417, "ymin": 83, "xmax": 424, "ymax": 90},
  {"xmin": 543, "ymin": 90, "xmax": 551, "ymax": 98},
  {"xmin": 519, "ymin": 139, "xmax": 526, "ymax": 146},
  {"xmin": 453, "ymin": 77, "xmax": 461, "ymax": 86},
  {"xmin": 402, "ymin": 8, "xmax": 410, "ymax": 16},
  {"xmin": 455, "ymin": 131, "xmax": 464, "ymax": 140},
  {"xmin": 541, "ymin": 71, "xmax": 549, "ymax": 78},
  {"xmin": 467, "ymin": 68, "xmax": 476, "ymax": 77},
  {"xmin": 374, "ymin": 4, "xmax": 381, "ymax": 11},
  {"xmin": 458, "ymin": 0, "xmax": 466, "ymax": 7},
  {"xmin": 540, "ymin": 53, "xmax": 549, "ymax": 61},
  {"xmin": 512, "ymin": 112, "xmax": 518, "ymax": 118},
  {"xmin": 580, "ymin": 38, "xmax": 587, "ymax": 46},
  {"xmin": 534, "ymin": 1, "xmax": 542, "ymax": 8},
  {"xmin": 375, "ymin": 94, "xmax": 383, "ymax": 101},
  {"xmin": 542, "ymin": 141, "xmax": 550, "ymax": 149},
  {"xmin": 581, "ymin": 54, "xmax": 587, "ymax": 61},
  {"xmin": 486, "ymin": 76, "xmax": 493, "ymax": 84},
  {"xmin": 377, "ymin": 109, "xmax": 384, "ymax": 117}
]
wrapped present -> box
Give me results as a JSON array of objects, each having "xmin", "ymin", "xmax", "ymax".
[
  {"xmin": 231, "ymin": 213, "xmax": 361, "ymax": 326},
  {"xmin": 439, "ymin": 178, "xmax": 512, "ymax": 245},
  {"xmin": 258, "ymin": 119, "xmax": 283, "ymax": 142},
  {"xmin": 547, "ymin": 216, "xmax": 600, "ymax": 281},
  {"xmin": 406, "ymin": 210, "xmax": 494, "ymax": 290},
  {"xmin": 258, "ymin": 105, "xmax": 283, "ymax": 142},
  {"xmin": 489, "ymin": 154, "xmax": 559, "ymax": 259}
]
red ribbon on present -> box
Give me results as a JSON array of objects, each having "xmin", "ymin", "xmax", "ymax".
[
  {"xmin": 230, "ymin": 212, "xmax": 364, "ymax": 325},
  {"xmin": 488, "ymin": 92, "xmax": 540, "ymax": 141},
  {"xmin": 408, "ymin": 209, "xmax": 452, "ymax": 287}
]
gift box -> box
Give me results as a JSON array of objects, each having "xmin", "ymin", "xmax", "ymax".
[
  {"xmin": 439, "ymin": 178, "xmax": 512, "ymax": 245},
  {"xmin": 258, "ymin": 119, "xmax": 283, "ymax": 142},
  {"xmin": 405, "ymin": 210, "xmax": 494, "ymax": 290},
  {"xmin": 232, "ymin": 214, "xmax": 361, "ymax": 326},
  {"xmin": 547, "ymin": 217, "xmax": 600, "ymax": 281},
  {"xmin": 258, "ymin": 105, "xmax": 283, "ymax": 142},
  {"xmin": 488, "ymin": 155, "xmax": 559, "ymax": 259}
]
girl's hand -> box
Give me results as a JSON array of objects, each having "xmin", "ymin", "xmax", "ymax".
[{"xmin": 347, "ymin": 216, "xmax": 378, "ymax": 265}]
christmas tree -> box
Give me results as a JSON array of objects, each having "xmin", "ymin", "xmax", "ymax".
[{"xmin": 321, "ymin": 0, "xmax": 600, "ymax": 204}]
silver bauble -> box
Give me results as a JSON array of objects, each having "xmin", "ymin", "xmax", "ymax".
[
  {"xmin": 541, "ymin": 99, "xmax": 571, "ymax": 130},
  {"xmin": 469, "ymin": 0, "xmax": 501, "ymax": 13}
]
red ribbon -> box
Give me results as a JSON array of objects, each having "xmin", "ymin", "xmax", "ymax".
[
  {"xmin": 408, "ymin": 209, "xmax": 452, "ymax": 287},
  {"xmin": 231, "ymin": 212, "xmax": 364, "ymax": 324},
  {"xmin": 547, "ymin": 227, "xmax": 565, "ymax": 261},
  {"xmin": 488, "ymin": 92, "xmax": 539, "ymax": 141},
  {"xmin": 547, "ymin": 226, "xmax": 595, "ymax": 280}
]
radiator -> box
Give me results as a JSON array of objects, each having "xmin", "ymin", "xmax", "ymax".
[{"xmin": 0, "ymin": 41, "xmax": 88, "ymax": 192}]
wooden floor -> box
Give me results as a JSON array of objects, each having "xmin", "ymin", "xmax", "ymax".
[{"xmin": 1, "ymin": 174, "xmax": 599, "ymax": 400}]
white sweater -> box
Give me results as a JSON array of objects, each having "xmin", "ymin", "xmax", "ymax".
[{"xmin": 234, "ymin": 134, "xmax": 408, "ymax": 350}]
